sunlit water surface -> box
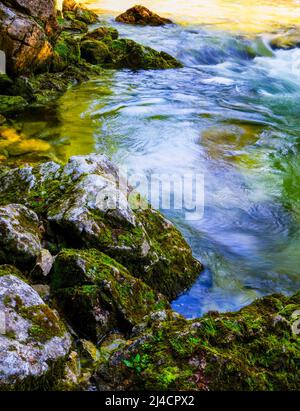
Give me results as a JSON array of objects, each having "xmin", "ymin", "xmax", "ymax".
[{"xmin": 13, "ymin": 2, "xmax": 300, "ymax": 317}]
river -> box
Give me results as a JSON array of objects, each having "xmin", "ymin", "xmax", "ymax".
[{"xmin": 13, "ymin": 1, "xmax": 300, "ymax": 317}]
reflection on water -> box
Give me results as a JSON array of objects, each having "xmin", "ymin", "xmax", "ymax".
[{"xmin": 10, "ymin": 4, "xmax": 300, "ymax": 317}]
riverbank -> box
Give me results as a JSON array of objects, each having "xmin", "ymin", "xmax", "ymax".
[{"xmin": 0, "ymin": 0, "xmax": 300, "ymax": 391}]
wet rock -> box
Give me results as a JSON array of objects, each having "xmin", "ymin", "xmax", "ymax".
[
  {"xmin": 116, "ymin": 5, "xmax": 173, "ymax": 26},
  {"xmin": 0, "ymin": 204, "xmax": 42, "ymax": 271},
  {"xmin": 95, "ymin": 292, "xmax": 300, "ymax": 391},
  {"xmin": 270, "ymin": 28, "xmax": 300, "ymax": 50},
  {"xmin": 0, "ymin": 154, "xmax": 202, "ymax": 299},
  {"xmin": 51, "ymin": 248, "xmax": 169, "ymax": 343},
  {"xmin": 0, "ymin": 271, "xmax": 71, "ymax": 390},
  {"xmin": 83, "ymin": 27, "xmax": 119, "ymax": 42},
  {"xmin": 63, "ymin": 0, "xmax": 98, "ymax": 24},
  {"xmin": 81, "ymin": 40, "xmax": 111, "ymax": 65},
  {"xmin": 2, "ymin": 0, "xmax": 57, "ymax": 23},
  {"xmin": 30, "ymin": 249, "xmax": 55, "ymax": 283},
  {"xmin": 0, "ymin": 3, "xmax": 54, "ymax": 76}
]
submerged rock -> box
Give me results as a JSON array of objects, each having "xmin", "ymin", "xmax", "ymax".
[
  {"xmin": 96, "ymin": 292, "xmax": 300, "ymax": 390},
  {"xmin": 116, "ymin": 5, "xmax": 173, "ymax": 26},
  {"xmin": 51, "ymin": 248, "xmax": 169, "ymax": 342},
  {"xmin": 0, "ymin": 154, "xmax": 202, "ymax": 299},
  {"xmin": 0, "ymin": 204, "xmax": 42, "ymax": 271},
  {"xmin": 0, "ymin": 269, "xmax": 71, "ymax": 390}
]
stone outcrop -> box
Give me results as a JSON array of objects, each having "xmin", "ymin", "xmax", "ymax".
[
  {"xmin": 116, "ymin": 5, "xmax": 173, "ymax": 26},
  {"xmin": 0, "ymin": 266, "xmax": 71, "ymax": 390},
  {"xmin": 0, "ymin": 2, "xmax": 54, "ymax": 76}
]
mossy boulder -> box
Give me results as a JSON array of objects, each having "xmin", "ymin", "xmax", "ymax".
[
  {"xmin": 0, "ymin": 272, "xmax": 71, "ymax": 390},
  {"xmin": 63, "ymin": 0, "xmax": 98, "ymax": 24},
  {"xmin": 0, "ymin": 204, "xmax": 42, "ymax": 271},
  {"xmin": 116, "ymin": 6, "xmax": 173, "ymax": 26},
  {"xmin": 80, "ymin": 40, "xmax": 112, "ymax": 65},
  {"xmin": 83, "ymin": 27, "xmax": 119, "ymax": 42},
  {"xmin": 51, "ymin": 248, "xmax": 169, "ymax": 343},
  {"xmin": 106, "ymin": 38, "xmax": 182, "ymax": 70},
  {"xmin": 0, "ymin": 154, "xmax": 201, "ymax": 299},
  {"xmin": 54, "ymin": 35, "xmax": 81, "ymax": 68},
  {"xmin": 0, "ymin": 95, "xmax": 28, "ymax": 114},
  {"xmin": 96, "ymin": 292, "xmax": 300, "ymax": 390}
]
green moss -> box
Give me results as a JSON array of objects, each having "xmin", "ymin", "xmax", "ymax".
[
  {"xmin": 0, "ymin": 95, "xmax": 28, "ymax": 114},
  {"xmin": 51, "ymin": 248, "xmax": 169, "ymax": 342},
  {"xmin": 97, "ymin": 292, "xmax": 300, "ymax": 390},
  {"xmin": 81, "ymin": 40, "xmax": 111, "ymax": 65},
  {"xmin": 18, "ymin": 304, "xmax": 66, "ymax": 343}
]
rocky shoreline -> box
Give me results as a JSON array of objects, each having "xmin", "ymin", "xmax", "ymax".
[{"xmin": 0, "ymin": 1, "xmax": 300, "ymax": 391}]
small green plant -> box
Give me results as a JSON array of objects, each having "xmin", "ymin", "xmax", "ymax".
[{"xmin": 123, "ymin": 353, "xmax": 149, "ymax": 373}]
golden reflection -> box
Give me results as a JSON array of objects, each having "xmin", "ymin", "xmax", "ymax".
[{"xmin": 84, "ymin": 0, "xmax": 300, "ymax": 33}]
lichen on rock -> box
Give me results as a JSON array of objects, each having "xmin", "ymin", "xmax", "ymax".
[
  {"xmin": 0, "ymin": 204, "xmax": 42, "ymax": 271},
  {"xmin": 0, "ymin": 272, "xmax": 71, "ymax": 390}
]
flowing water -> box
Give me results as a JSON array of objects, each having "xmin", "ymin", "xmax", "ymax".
[{"xmin": 10, "ymin": 1, "xmax": 300, "ymax": 317}]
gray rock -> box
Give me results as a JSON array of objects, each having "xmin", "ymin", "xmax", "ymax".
[
  {"xmin": 0, "ymin": 204, "xmax": 42, "ymax": 270},
  {"xmin": 30, "ymin": 249, "xmax": 55, "ymax": 283},
  {"xmin": 0, "ymin": 274, "xmax": 71, "ymax": 389}
]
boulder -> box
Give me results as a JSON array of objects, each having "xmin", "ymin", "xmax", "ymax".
[
  {"xmin": 2, "ymin": 0, "xmax": 56, "ymax": 23},
  {"xmin": 0, "ymin": 268, "xmax": 71, "ymax": 390},
  {"xmin": 96, "ymin": 292, "xmax": 300, "ymax": 390},
  {"xmin": 83, "ymin": 27, "xmax": 119, "ymax": 42},
  {"xmin": 80, "ymin": 37, "xmax": 182, "ymax": 70},
  {"xmin": 30, "ymin": 249, "xmax": 55, "ymax": 283},
  {"xmin": 0, "ymin": 3, "xmax": 53, "ymax": 76},
  {"xmin": 80, "ymin": 40, "xmax": 111, "ymax": 65},
  {"xmin": 51, "ymin": 248, "xmax": 169, "ymax": 342},
  {"xmin": 0, "ymin": 155, "xmax": 202, "ymax": 299},
  {"xmin": 62, "ymin": 0, "xmax": 98, "ymax": 24},
  {"xmin": 0, "ymin": 204, "xmax": 42, "ymax": 271},
  {"xmin": 116, "ymin": 5, "xmax": 173, "ymax": 26}
]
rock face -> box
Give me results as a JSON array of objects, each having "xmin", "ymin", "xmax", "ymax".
[
  {"xmin": 51, "ymin": 249, "xmax": 169, "ymax": 342},
  {"xmin": 96, "ymin": 292, "xmax": 300, "ymax": 391},
  {"xmin": 0, "ymin": 2, "xmax": 54, "ymax": 76},
  {"xmin": 0, "ymin": 204, "xmax": 42, "ymax": 270},
  {"xmin": 116, "ymin": 5, "xmax": 173, "ymax": 26},
  {"xmin": 2, "ymin": 0, "xmax": 57, "ymax": 22},
  {"xmin": 0, "ymin": 154, "xmax": 202, "ymax": 299},
  {"xmin": 0, "ymin": 268, "xmax": 71, "ymax": 390}
]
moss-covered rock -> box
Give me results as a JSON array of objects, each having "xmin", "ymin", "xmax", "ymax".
[
  {"xmin": 51, "ymin": 248, "xmax": 169, "ymax": 343},
  {"xmin": 63, "ymin": 0, "xmax": 99, "ymax": 25},
  {"xmin": 83, "ymin": 27, "xmax": 119, "ymax": 42},
  {"xmin": 96, "ymin": 292, "xmax": 300, "ymax": 391},
  {"xmin": 54, "ymin": 34, "xmax": 81, "ymax": 68},
  {"xmin": 0, "ymin": 273, "xmax": 71, "ymax": 390},
  {"xmin": 0, "ymin": 155, "xmax": 201, "ymax": 299},
  {"xmin": 0, "ymin": 95, "xmax": 28, "ymax": 114},
  {"xmin": 108, "ymin": 38, "xmax": 182, "ymax": 70},
  {"xmin": 80, "ymin": 40, "xmax": 112, "ymax": 65}
]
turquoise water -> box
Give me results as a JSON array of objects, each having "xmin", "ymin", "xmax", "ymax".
[{"xmin": 14, "ymin": 14, "xmax": 300, "ymax": 317}]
